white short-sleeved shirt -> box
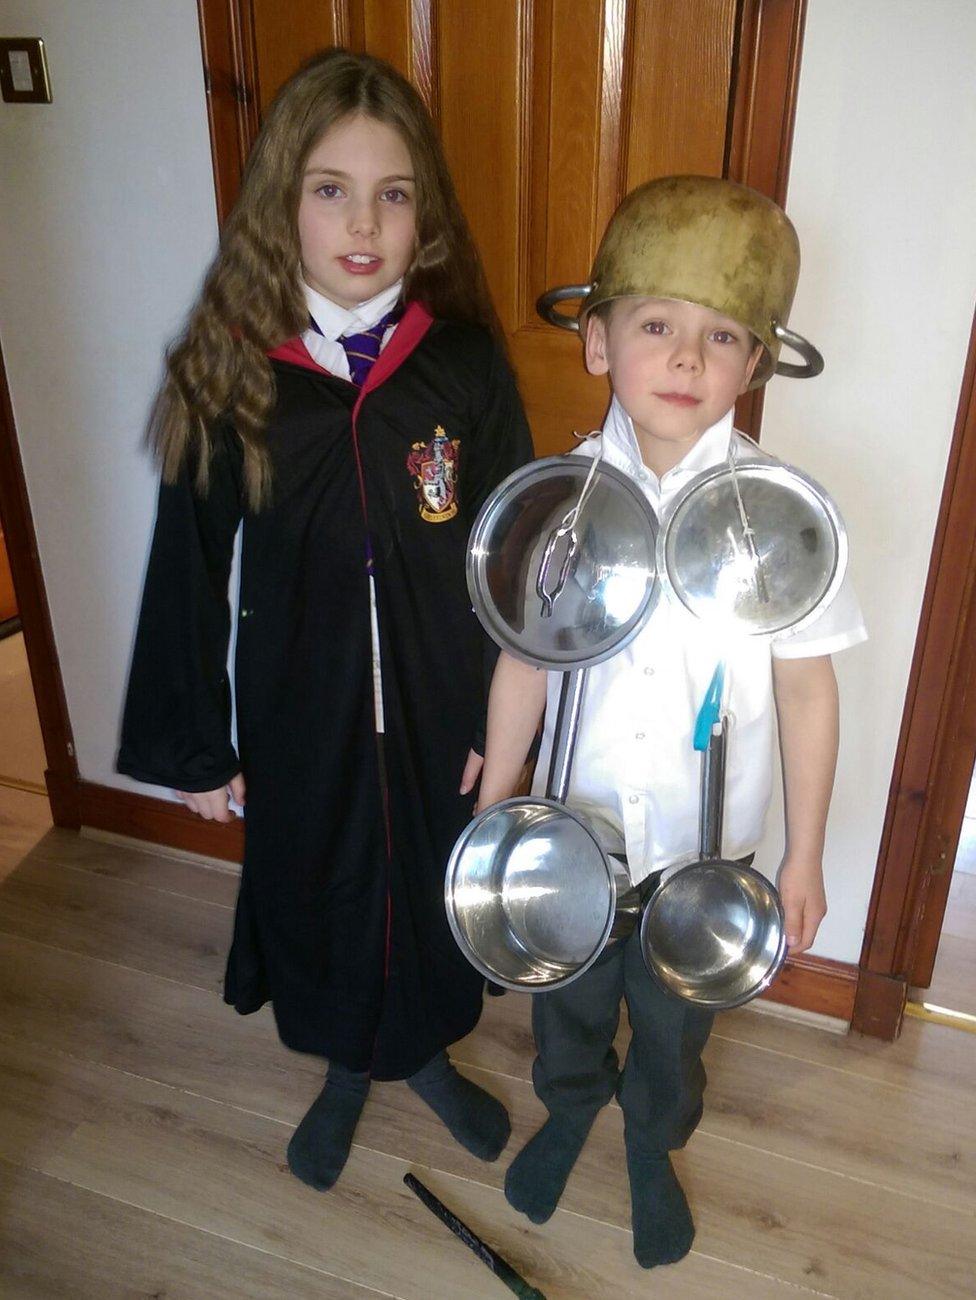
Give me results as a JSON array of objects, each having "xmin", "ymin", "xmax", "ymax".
[{"xmin": 531, "ymin": 397, "xmax": 868, "ymax": 884}]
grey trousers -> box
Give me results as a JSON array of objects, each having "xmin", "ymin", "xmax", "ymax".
[{"xmin": 530, "ymin": 925, "xmax": 714, "ymax": 1153}]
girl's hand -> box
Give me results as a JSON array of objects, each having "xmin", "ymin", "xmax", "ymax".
[
  {"xmin": 175, "ymin": 773, "xmax": 246, "ymax": 822},
  {"xmin": 459, "ymin": 749, "xmax": 484, "ymax": 797},
  {"xmin": 776, "ymin": 855, "xmax": 827, "ymax": 954}
]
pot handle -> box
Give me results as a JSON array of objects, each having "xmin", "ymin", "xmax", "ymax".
[
  {"xmin": 536, "ymin": 521, "xmax": 579, "ymax": 618},
  {"xmin": 699, "ymin": 719, "xmax": 727, "ymax": 861},
  {"xmin": 773, "ymin": 324, "xmax": 824, "ymax": 379},
  {"xmin": 536, "ymin": 283, "xmax": 594, "ymax": 331},
  {"xmin": 545, "ymin": 668, "xmax": 588, "ymax": 804}
]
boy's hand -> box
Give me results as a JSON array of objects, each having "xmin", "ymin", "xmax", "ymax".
[
  {"xmin": 175, "ymin": 773, "xmax": 245, "ymax": 822},
  {"xmin": 459, "ymin": 749, "xmax": 484, "ymax": 796},
  {"xmin": 776, "ymin": 855, "xmax": 827, "ymax": 954}
]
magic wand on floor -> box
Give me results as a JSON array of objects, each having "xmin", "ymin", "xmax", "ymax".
[{"xmin": 403, "ymin": 1172, "xmax": 548, "ymax": 1299}]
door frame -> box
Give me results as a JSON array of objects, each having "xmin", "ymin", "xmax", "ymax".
[{"xmin": 852, "ymin": 304, "xmax": 976, "ymax": 1037}]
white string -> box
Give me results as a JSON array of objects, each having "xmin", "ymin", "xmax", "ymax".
[
  {"xmin": 558, "ymin": 436, "xmax": 604, "ymax": 532},
  {"xmin": 726, "ymin": 434, "xmax": 769, "ymax": 604}
]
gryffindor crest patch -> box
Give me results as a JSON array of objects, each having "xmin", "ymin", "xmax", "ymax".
[{"xmin": 406, "ymin": 425, "xmax": 460, "ymax": 522}]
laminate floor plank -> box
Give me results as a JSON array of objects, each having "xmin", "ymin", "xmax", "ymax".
[
  {"xmin": 0, "ymin": 1159, "xmax": 377, "ymax": 1299},
  {"xmin": 1, "ymin": 951, "xmax": 974, "ymax": 1297},
  {"xmin": 36, "ymin": 824, "xmax": 240, "ymax": 905},
  {"xmin": 0, "ymin": 855, "xmax": 232, "ymax": 992},
  {"xmin": 2, "ymin": 825, "xmax": 976, "ymax": 1297},
  {"xmin": 0, "ymin": 787, "xmax": 51, "ymax": 883},
  {"xmin": 0, "ymin": 1039, "xmax": 797, "ymax": 1300}
]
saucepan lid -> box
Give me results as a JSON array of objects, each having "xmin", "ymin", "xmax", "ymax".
[
  {"xmin": 467, "ymin": 453, "xmax": 660, "ymax": 670},
  {"xmin": 657, "ymin": 456, "xmax": 847, "ymax": 637}
]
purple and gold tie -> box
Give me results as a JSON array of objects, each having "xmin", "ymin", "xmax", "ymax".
[{"xmin": 337, "ymin": 306, "xmax": 403, "ymax": 387}]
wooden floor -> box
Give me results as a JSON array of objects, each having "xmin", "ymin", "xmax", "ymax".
[{"xmin": 1, "ymin": 787, "xmax": 975, "ymax": 1297}]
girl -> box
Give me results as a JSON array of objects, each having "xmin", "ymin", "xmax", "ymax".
[{"xmin": 119, "ymin": 49, "xmax": 533, "ymax": 1191}]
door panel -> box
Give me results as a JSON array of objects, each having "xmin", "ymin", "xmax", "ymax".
[{"xmin": 201, "ymin": 0, "xmax": 791, "ymax": 453}]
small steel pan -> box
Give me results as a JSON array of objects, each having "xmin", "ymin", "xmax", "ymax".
[
  {"xmin": 640, "ymin": 720, "xmax": 787, "ymax": 1009},
  {"xmin": 446, "ymin": 670, "xmax": 643, "ymax": 992},
  {"xmin": 445, "ymin": 795, "xmax": 641, "ymax": 992}
]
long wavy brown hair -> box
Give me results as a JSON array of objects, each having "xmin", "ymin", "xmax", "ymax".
[{"xmin": 150, "ymin": 48, "xmax": 500, "ymax": 509}]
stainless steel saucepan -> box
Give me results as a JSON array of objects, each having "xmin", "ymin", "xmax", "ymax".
[
  {"xmin": 445, "ymin": 669, "xmax": 644, "ymax": 991},
  {"xmin": 639, "ymin": 717, "xmax": 787, "ymax": 1009}
]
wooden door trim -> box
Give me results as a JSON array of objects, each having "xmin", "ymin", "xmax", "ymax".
[
  {"xmin": 0, "ymin": 342, "xmax": 80, "ymax": 827},
  {"xmin": 853, "ymin": 304, "xmax": 976, "ymax": 1038},
  {"xmin": 197, "ymin": 0, "xmax": 260, "ymax": 225},
  {"xmin": 727, "ymin": 0, "xmax": 807, "ymax": 442}
]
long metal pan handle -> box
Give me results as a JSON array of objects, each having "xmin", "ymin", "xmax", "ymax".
[
  {"xmin": 773, "ymin": 324, "xmax": 824, "ymax": 379},
  {"xmin": 699, "ymin": 717, "xmax": 728, "ymax": 860},
  {"xmin": 536, "ymin": 283, "xmax": 594, "ymax": 331},
  {"xmin": 546, "ymin": 668, "xmax": 587, "ymax": 804}
]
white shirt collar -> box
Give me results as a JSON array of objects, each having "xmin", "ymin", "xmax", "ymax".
[
  {"xmin": 303, "ymin": 278, "xmax": 404, "ymax": 341},
  {"xmin": 600, "ymin": 395, "xmax": 737, "ymax": 508}
]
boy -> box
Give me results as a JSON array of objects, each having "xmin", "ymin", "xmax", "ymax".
[{"xmin": 476, "ymin": 176, "xmax": 866, "ymax": 1269}]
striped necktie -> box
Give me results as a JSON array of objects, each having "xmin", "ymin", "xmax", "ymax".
[{"xmin": 336, "ymin": 306, "xmax": 403, "ymax": 387}]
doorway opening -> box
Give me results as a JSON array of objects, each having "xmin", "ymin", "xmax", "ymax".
[
  {"xmin": 0, "ymin": 529, "xmax": 46, "ymax": 797},
  {"xmin": 906, "ymin": 759, "xmax": 976, "ymax": 1032}
]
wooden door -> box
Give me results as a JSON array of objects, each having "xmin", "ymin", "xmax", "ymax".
[{"xmin": 199, "ymin": 0, "xmax": 806, "ymax": 452}]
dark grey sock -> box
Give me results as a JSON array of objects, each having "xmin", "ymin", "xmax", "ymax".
[
  {"xmin": 504, "ymin": 1115, "xmax": 593, "ymax": 1223},
  {"xmin": 286, "ymin": 1062, "xmax": 370, "ymax": 1191},
  {"xmin": 627, "ymin": 1149, "xmax": 695, "ymax": 1268},
  {"xmin": 407, "ymin": 1051, "xmax": 510, "ymax": 1161}
]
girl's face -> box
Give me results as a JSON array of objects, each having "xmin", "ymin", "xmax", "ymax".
[{"xmin": 298, "ymin": 113, "xmax": 417, "ymax": 309}]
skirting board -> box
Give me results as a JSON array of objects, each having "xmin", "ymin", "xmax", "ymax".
[{"xmin": 70, "ymin": 778, "xmax": 860, "ymax": 1025}]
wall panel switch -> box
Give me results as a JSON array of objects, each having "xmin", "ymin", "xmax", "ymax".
[{"xmin": 0, "ymin": 38, "xmax": 52, "ymax": 104}]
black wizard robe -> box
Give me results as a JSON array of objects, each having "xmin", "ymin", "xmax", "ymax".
[{"xmin": 118, "ymin": 303, "xmax": 534, "ymax": 1078}]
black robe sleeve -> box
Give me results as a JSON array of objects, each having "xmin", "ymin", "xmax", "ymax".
[
  {"xmin": 118, "ymin": 425, "xmax": 244, "ymax": 792},
  {"xmin": 460, "ymin": 336, "xmax": 535, "ymax": 755}
]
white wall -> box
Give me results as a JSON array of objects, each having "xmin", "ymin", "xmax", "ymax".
[
  {"xmin": 0, "ymin": 0, "xmax": 218, "ymax": 794},
  {"xmin": 2, "ymin": 2, "xmax": 975, "ymax": 964},
  {"xmin": 753, "ymin": 0, "xmax": 976, "ymax": 960}
]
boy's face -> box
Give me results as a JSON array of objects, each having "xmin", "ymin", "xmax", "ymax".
[
  {"xmin": 585, "ymin": 297, "xmax": 763, "ymax": 470},
  {"xmin": 298, "ymin": 113, "xmax": 417, "ymax": 310}
]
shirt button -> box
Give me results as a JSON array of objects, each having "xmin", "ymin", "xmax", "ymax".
[
  {"xmin": 628, "ymin": 795, "xmax": 639, "ymax": 805},
  {"xmin": 644, "ymin": 666, "xmax": 655, "ymax": 676},
  {"xmin": 635, "ymin": 731, "xmax": 645, "ymax": 740}
]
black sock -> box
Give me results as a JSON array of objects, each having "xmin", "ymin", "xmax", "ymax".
[
  {"xmin": 504, "ymin": 1115, "xmax": 594, "ymax": 1223},
  {"xmin": 407, "ymin": 1051, "xmax": 510, "ymax": 1161},
  {"xmin": 286, "ymin": 1062, "xmax": 370, "ymax": 1191},
  {"xmin": 626, "ymin": 1149, "xmax": 695, "ymax": 1268}
]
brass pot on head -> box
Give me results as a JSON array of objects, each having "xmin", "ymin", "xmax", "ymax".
[{"xmin": 536, "ymin": 174, "xmax": 823, "ymax": 384}]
